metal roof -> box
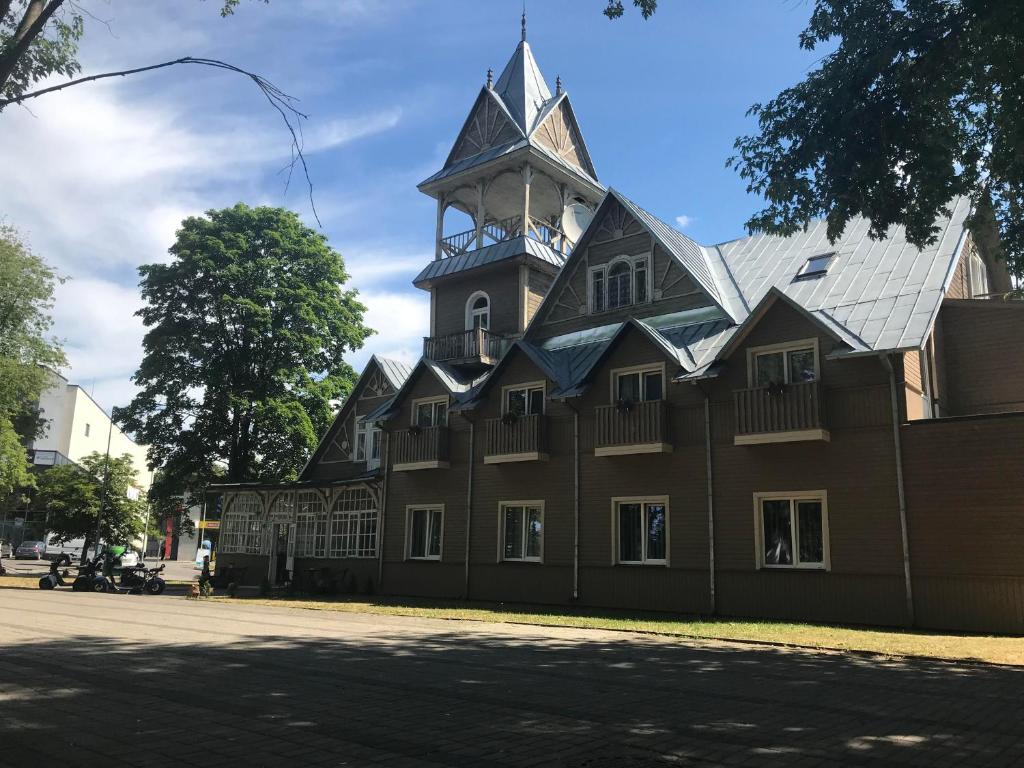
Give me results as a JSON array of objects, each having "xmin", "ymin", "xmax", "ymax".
[
  {"xmin": 373, "ymin": 355, "xmax": 414, "ymax": 391},
  {"xmin": 493, "ymin": 40, "xmax": 551, "ymax": 134},
  {"xmin": 413, "ymin": 236, "xmax": 566, "ymax": 287}
]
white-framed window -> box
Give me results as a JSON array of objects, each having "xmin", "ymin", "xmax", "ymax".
[
  {"xmin": 220, "ymin": 493, "xmax": 263, "ymax": 554},
  {"xmin": 503, "ymin": 381, "xmax": 545, "ymax": 416},
  {"xmin": 295, "ymin": 490, "xmax": 328, "ymax": 558},
  {"xmin": 968, "ymin": 250, "xmax": 990, "ymax": 298},
  {"xmin": 589, "ymin": 254, "xmax": 652, "ymax": 313},
  {"xmin": 613, "ymin": 497, "xmax": 668, "ymax": 565},
  {"xmin": 754, "ymin": 491, "xmax": 829, "ymax": 570},
  {"xmin": 353, "ymin": 417, "xmax": 383, "ymax": 469},
  {"xmin": 747, "ymin": 339, "xmax": 819, "ymax": 388},
  {"xmin": 611, "ymin": 364, "xmax": 664, "ymax": 404},
  {"xmin": 406, "ymin": 505, "xmax": 443, "ymax": 560},
  {"xmin": 466, "ymin": 291, "xmax": 490, "ymax": 330},
  {"xmin": 797, "ymin": 252, "xmax": 835, "ymax": 279},
  {"xmin": 500, "ymin": 501, "xmax": 543, "ymax": 562},
  {"xmin": 328, "ymin": 487, "xmax": 378, "ymax": 558},
  {"xmin": 412, "ymin": 397, "xmax": 448, "ymax": 428}
]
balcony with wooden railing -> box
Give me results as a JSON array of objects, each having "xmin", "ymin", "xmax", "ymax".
[
  {"xmin": 594, "ymin": 400, "xmax": 672, "ymax": 457},
  {"xmin": 423, "ymin": 327, "xmax": 508, "ymax": 367},
  {"xmin": 392, "ymin": 425, "xmax": 449, "ymax": 471},
  {"xmin": 437, "ymin": 214, "xmax": 574, "ymax": 259},
  {"xmin": 484, "ymin": 413, "xmax": 548, "ymax": 464},
  {"xmin": 733, "ymin": 380, "xmax": 830, "ymax": 445}
]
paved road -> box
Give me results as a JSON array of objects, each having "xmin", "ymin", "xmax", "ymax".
[{"xmin": 1, "ymin": 589, "xmax": 1022, "ymax": 767}]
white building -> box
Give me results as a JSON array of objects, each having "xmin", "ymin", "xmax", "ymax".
[{"xmin": 31, "ymin": 369, "xmax": 151, "ymax": 499}]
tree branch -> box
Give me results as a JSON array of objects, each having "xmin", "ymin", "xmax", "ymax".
[
  {"xmin": 0, "ymin": 55, "xmax": 322, "ymax": 226},
  {"xmin": 0, "ymin": 0, "xmax": 66, "ymax": 88}
]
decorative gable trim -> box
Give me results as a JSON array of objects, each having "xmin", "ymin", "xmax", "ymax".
[
  {"xmin": 445, "ymin": 88, "xmax": 526, "ymax": 169},
  {"xmin": 530, "ymin": 94, "xmax": 598, "ymax": 180}
]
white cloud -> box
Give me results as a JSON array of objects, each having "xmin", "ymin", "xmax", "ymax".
[
  {"xmin": 675, "ymin": 214, "xmax": 695, "ymax": 230},
  {"xmin": 348, "ymin": 289, "xmax": 429, "ymax": 371}
]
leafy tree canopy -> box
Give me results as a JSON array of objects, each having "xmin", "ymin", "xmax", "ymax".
[
  {"xmin": 729, "ymin": 1, "xmax": 1024, "ymax": 278},
  {"xmin": 604, "ymin": 1, "xmax": 658, "ymax": 20},
  {"xmin": 116, "ymin": 203, "xmax": 372, "ymax": 488},
  {"xmin": 36, "ymin": 452, "xmax": 147, "ymax": 560},
  {"xmin": 0, "ymin": 224, "xmax": 65, "ymax": 498}
]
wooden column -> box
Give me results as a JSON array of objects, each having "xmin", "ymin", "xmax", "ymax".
[
  {"xmin": 475, "ymin": 180, "xmax": 485, "ymax": 249},
  {"xmin": 434, "ymin": 196, "xmax": 445, "ymax": 261},
  {"xmin": 522, "ymin": 163, "xmax": 533, "ymax": 239}
]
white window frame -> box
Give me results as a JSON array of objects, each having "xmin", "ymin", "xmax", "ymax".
[
  {"xmin": 609, "ymin": 363, "xmax": 665, "ymax": 404},
  {"xmin": 797, "ymin": 252, "xmax": 835, "ymax": 278},
  {"xmin": 753, "ymin": 490, "xmax": 830, "ymax": 571},
  {"xmin": 746, "ymin": 338, "xmax": 820, "ymax": 388},
  {"xmin": 968, "ymin": 250, "xmax": 990, "ymax": 298},
  {"xmin": 611, "ymin": 495, "xmax": 670, "ymax": 566},
  {"xmin": 366, "ymin": 424, "xmax": 383, "ymax": 471},
  {"xmin": 502, "ymin": 381, "xmax": 546, "ymax": 416},
  {"xmin": 353, "ymin": 417, "xmax": 367, "ymax": 462},
  {"xmin": 411, "ymin": 396, "xmax": 449, "ymax": 427},
  {"xmin": 588, "ymin": 253, "xmax": 653, "ymax": 314},
  {"xmin": 294, "ymin": 491, "xmax": 328, "ymax": 559},
  {"xmin": 498, "ymin": 500, "xmax": 544, "ymax": 563},
  {"xmin": 406, "ymin": 505, "xmax": 444, "ymax": 561},
  {"xmin": 465, "ymin": 290, "xmax": 491, "ymax": 331}
]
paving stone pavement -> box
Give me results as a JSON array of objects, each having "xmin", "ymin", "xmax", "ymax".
[{"xmin": 0, "ymin": 588, "xmax": 1022, "ymax": 767}]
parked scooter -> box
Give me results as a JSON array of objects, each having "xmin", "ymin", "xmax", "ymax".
[
  {"xmin": 71, "ymin": 553, "xmax": 113, "ymax": 592},
  {"xmin": 120, "ymin": 562, "xmax": 167, "ymax": 595},
  {"xmin": 38, "ymin": 554, "xmax": 73, "ymax": 589}
]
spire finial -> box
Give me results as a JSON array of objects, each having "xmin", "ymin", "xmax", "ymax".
[
  {"xmin": 521, "ymin": 7, "xmax": 527, "ymax": 41},
  {"xmin": 556, "ymin": 75, "xmax": 562, "ymax": 95},
  {"xmin": 486, "ymin": 68, "xmax": 493, "ymax": 89}
]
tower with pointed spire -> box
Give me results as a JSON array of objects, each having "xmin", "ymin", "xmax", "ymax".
[{"xmin": 415, "ymin": 25, "xmax": 605, "ymax": 371}]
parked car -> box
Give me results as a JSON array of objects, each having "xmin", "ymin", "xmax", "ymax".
[
  {"xmin": 15, "ymin": 541, "xmax": 46, "ymax": 560},
  {"xmin": 118, "ymin": 548, "xmax": 141, "ymax": 568}
]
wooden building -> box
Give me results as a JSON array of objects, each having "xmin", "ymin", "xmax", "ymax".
[{"xmin": 210, "ymin": 29, "xmax": 1024, "ymax": 633}]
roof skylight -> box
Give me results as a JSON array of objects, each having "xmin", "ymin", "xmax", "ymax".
[{"xmin": 797, "ymin": 252, "xmax": 835, "ymax": 279}]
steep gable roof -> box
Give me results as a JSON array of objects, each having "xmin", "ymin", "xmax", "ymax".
[
  {"xmin": 493, "ymin": 39, "xmax": 551, "ymax": 134},
  {"xmin": 362, "ymin": 357, "xmax": 487, "ymax": 423}
]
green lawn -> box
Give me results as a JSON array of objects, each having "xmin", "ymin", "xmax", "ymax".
[{"xmin": 210, "ymin": 592, "xmax": 1024, "ymax": 667}]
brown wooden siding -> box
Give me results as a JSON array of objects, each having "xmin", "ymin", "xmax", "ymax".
[
  {"xmin": 902, "ymin": 413, "xmax": 1024, "ymax": 633},
  {"xmin": 937, "ymin": 300, "xmax": 1024, "ymax": 415},
  {"xmin": 433, "ymin": 266, "xmax": 523, "ymax": 338}
]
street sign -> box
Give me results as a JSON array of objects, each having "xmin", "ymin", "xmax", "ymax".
[{"xmin": 198, "ymin": 520, "xmax": 220, "ymax": 530}]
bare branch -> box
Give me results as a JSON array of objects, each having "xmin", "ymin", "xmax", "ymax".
[{"xmin": 0, "ymin": 55, "xmax": 321, "ymax": 226}]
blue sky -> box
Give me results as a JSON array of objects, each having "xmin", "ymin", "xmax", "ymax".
[{"xmin": 0, "ymin": 0, "xmax": 825, "ymax": 412}]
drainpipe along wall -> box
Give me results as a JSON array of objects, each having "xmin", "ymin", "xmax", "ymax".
[
  {"xmin": 882, "ymin": 354, "xmax": 915, "ymax": 627},
  {"xmin": 462, "ymin": 415, "xmax": 475, "ymax": 600},
  {"xmin": 561, "ymin": 399, "xmax": 581, "ymax": 601},
  {"xmin": 694, "ymin": 383, "xmax": 716, "ymax": 616},
  {"xmin": 377, "ymin": 428, "xmax": 391, "ymax": 590}
]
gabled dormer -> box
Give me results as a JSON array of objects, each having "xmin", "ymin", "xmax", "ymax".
[{"xmin": 415, "ymin": 20, "xmax": 605, "ymax": 374}]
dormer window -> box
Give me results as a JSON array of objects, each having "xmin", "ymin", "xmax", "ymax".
[
  {"xmin": 797, "ymin": 252, "xmax": 835, "ymax": 279},
  {"xmin": 589, "ymin": 255, "xmax": 651, "ymax": 313},
  {"xmin": 466, "ymin": 291, "xmax": 490, "ymax": 330}
]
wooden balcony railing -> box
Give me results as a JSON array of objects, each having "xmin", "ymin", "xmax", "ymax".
[
  {"xmin": 484, "ymin": 414, "xmax": 547, "ymax": 463},
  {"xmin": 437, "ymin": 215, "xmax": 573, "ymax": 259},
  {"xmin": 594, "ymin": 400, "xmax": 672, "ymax": 456},
  {"xmin": 733, "ymin": 380, "xmax": 829, "ymax": 444},
  {"xmin": 423, "ymin": 327, "xmax": 507, "ymax": 365},
  {"xmin": 392, "ymin": 426, "xmax": 449, "ymax": 470}
]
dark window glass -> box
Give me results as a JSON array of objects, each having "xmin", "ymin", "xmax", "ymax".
[
  {"xmin": 427, "ymin": 510, "xmax": 442, "ymax": 557},
  {"xmin": 755, "ymin": 352, "xmax": 785, "ymax": 387},
  {"xmin": 528, "ymin": 388, "xmax": 544, "ymax": 415},
  {"xmin": 526, "ymin": 507, "xmax": 543, "ymax": 559},
  {"xmin": 504, "ymin": 506, "xmax": 524, "ymax": 559},
  {"xmin": 617, "ymin": 372, "xmax": 640, "ymax": 403},
  {"xmin": 761, "ymin": 499, "xmax": 793, "ymax": 565},
  {"xmin": 788, "ymin": 348, "xmax": 816, "ymax": 382},
  {"xmin": 643, "ymin": 371, "xmax": 663, "ymax": 401},
  {"xmin": 797, "ymin": 501, "xmax": 823, "ymax": 564},
  {"xmin": 608, "ymin": 262, "xmax": 632, "ymax": 308},
  {"xmin": 592, "ymin": 270, "xmax": 605, "ymax": 312},
  {"xmin": 506, "ymin": 389, "xmax": 526, "ymax": 416},
  {"xmin": 646, "ymin": 504, "xmax": 666, "ymax": 561},
  {"xmin": 618, "ymin": 503, "xmax": 643, "ymax": 562},
  {"xmin": 634, "ymin": 258, "xmax": 648, "ymax": 303},
  {"xmin": 410, "ymin": 511, "xmax": 427, "ymax": 558}
]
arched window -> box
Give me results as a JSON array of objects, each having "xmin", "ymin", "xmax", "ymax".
[
  {"xmin": 466, "ymin": 291, "xmax": 490, "ymax": 330},
  {"xmin": 607, "ymin": 261, "xmax": 632, "ymax": 309}
]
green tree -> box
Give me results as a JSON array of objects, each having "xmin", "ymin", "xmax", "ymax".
[
  {"xmin": 603, "ymin": 1, "xmax": 658, "ymax": 20},
  {"xmin": 35, "ymin": 452, "xmax": 147, "ymax": 562},
  {"xmin": 115, "ymin": 203, "xmax": 371, "ymax": 488},
  {"xmin": 729, "ymin": 1, "xmax": 1024, "ymax": 279},
  {"xmin": 0, "ymin": 224, "xmax": 65, "ymax": 499}
]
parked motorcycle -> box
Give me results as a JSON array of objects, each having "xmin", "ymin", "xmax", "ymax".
[
  {"xmin": 120, "ymin": 563, "xmax": 167, "ymax": 595},
  {"xmin": 38, "ymin": 554, "xmax": 73, "ymax": 590},
  {"xmin": 71, "ymin": 554, "xmax": 113, "ymax": 592}
]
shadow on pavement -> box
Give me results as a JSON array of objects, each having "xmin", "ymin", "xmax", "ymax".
[{"xmin": 1, "ymin": 616, "xmax": 1022, "ymax": 768}]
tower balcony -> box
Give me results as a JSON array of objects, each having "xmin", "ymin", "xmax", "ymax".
[
  {"xmin": 439, "ymin": 215, "xmax": 574, "ymax": 259},
  {"xmin": 423, "ymin": 327, "xmax": 510, "ymax": 367}
]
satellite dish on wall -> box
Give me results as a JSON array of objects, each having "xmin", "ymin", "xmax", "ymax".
[{"xmin": 561, "ymin": 202, "xmax": 594, "ymax": 243}]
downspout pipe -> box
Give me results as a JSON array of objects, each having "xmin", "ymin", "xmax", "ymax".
[
  {"xmin": 463, "ymin": 415, "xmax": 475, "ymax": 600},
  {"xmin": 377, "ymin": 429, "xmax": 390, "ymax": 590},
  {"xmin": 694, "ymin": 383, "xmax": 716, "ymax": 616},
  {"xmin": 881, "ymin": 354, "xmax": 915, "ymax": 627}
]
